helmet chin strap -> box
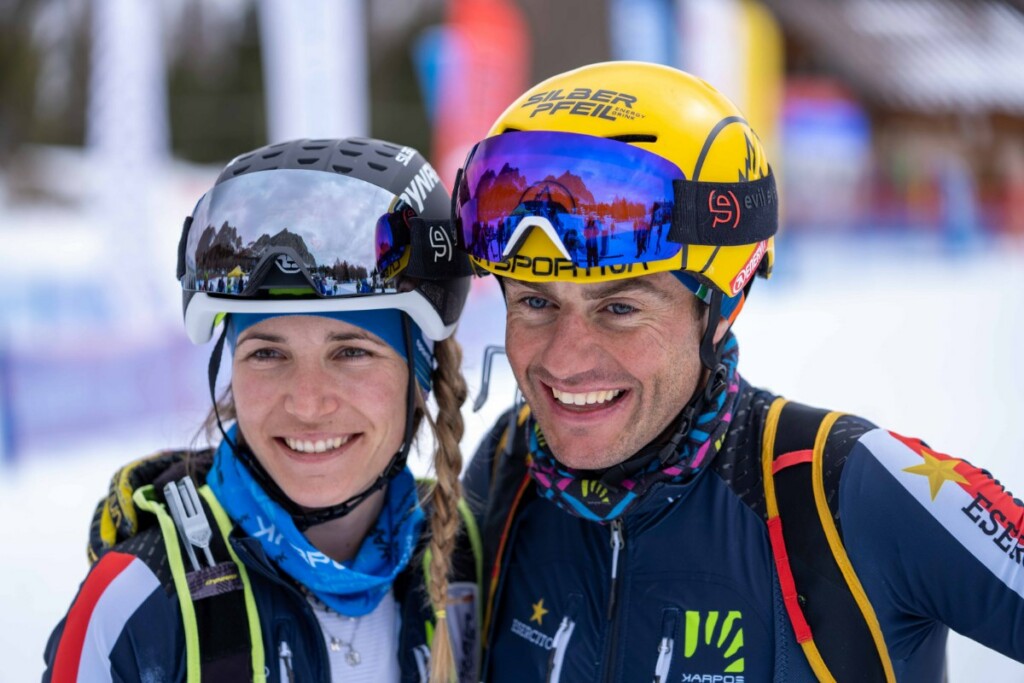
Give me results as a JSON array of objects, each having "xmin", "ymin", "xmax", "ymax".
[{"xmin": 207, "ymin": 318, "xmax": 418, "ymax": 532}]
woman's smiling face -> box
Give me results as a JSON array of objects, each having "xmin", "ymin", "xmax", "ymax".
[{"xmin": 230, "ymin": 315, "xmax": 408, "ymax": 509}]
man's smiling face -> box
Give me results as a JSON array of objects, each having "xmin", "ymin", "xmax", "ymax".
[{"xmin": 503, "ymin": 273, "xmax": 707, "ymax": 469}]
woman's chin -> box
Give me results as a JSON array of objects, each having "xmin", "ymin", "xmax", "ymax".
[{"xmin": 288, "ymin": 490, "xmax": 359, "ymax": 511}]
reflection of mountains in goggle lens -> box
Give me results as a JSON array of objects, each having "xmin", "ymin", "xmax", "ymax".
[
  {"xmin": 459, "ymin": 131, "xmax": 683, "ymax": 266},
  {"xmin": 185, "ymin": 170, "xmax": 406, "ymax": 287}
]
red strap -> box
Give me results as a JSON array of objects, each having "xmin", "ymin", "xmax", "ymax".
[
  {"xmin": 767, "ymin": 517, "xmax": 813, "ymax": 643},
  {"xmin": 773, "ymin": 449, "xmax": 813, "ymax": 474},
  {"xmin": 51, "ymin": 551, "xmax": 136, "ymax": 682}
]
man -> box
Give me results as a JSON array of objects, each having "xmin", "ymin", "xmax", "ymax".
[{"xmin": 458, "ymin": 62, "xmax": 1024, "ymax": 682}]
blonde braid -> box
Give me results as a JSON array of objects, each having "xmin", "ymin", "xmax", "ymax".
[{"xmin": 424, "ymin": 337, "xmax": 468, "ymax": 681}]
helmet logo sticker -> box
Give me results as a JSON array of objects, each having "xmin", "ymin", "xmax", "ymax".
[
  {"xmin": 429, "ymin": 224, "xmax": 453, "ymax": 262},
  {"xmin": 740, "ymin": 132, "xmax": 764, "ymax": 182},
  {"xmin": 709, "ymin": 190, "xmax": 741, "ymax": 229},
  {"xmin": 395, "ymin": 146, "xmax": 416, "ymax": 166},
  {"xmin": 729, "ymin": 240, "xmax": 767, "ymax": 296},
  {"xmin": 399, "ymin": 163, "xmax": 442, "ymax": 213},
  {"xmin": 274, "ymin": 254, "xmax": 302, "ymax": 274},
  {"xmin": 520, "ymin": 88, "xmax": 644, "ymax": 121}
]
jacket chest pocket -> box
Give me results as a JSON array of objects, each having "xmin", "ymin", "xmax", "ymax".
[
  {"xmin": 653, "ymin": 608, "xmax": 679, "ymax": 683},
  {"xmin": 545, "ymin": 593, "xmax": 582, "ymax": 683},
  {"xmin": 646, "ymin": 605, "xmax": 753, "ymax": 683}
]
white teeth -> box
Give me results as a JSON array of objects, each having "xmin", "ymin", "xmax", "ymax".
[
  {"xmin": 284, "ymin": 436, "xmax": 349, "ymax": 453},
  {"xmin": 551, "ymin": 388, "xmax": 623, "ymax": 406}
]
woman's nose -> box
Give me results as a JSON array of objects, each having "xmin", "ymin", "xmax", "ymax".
[{"xmin": 282, "ymin": 362, "xmax": 341, "ymax": 420}]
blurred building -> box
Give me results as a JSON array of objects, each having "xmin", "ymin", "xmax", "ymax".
[{"xmin": 766, "ymin": 0, "xmax": 1024, "ymax": 237}]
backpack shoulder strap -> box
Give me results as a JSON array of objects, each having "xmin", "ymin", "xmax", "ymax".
[
  {"xmin": 762, "ymin": 397, "xmax": 895, "ymax": 683},
  {"xmin": 133, "ymin": 481, "xmax": 265, "ymax": 682},
  {"xmin": 480, "ymin": 405, "xmax": 535, "ymax": 647}
]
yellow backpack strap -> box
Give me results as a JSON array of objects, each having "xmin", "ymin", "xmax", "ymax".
[
  {"xmin": 809, "ymin": 415, "xmax": 895, "ymax": 683},
  {"xmin": 200, "ymin": 485, "xmax": 266, "ymax": 682},
  {"xmin": 133, "ymin": 483, "xmax": 266, "ymax": 683},
  {"xmin": 133, "ymin": 485, "xmax": 205, "ymax": 683},
  {"xmin": 762, "ymin": 398, "xmax": 895, "ymax": 683}
]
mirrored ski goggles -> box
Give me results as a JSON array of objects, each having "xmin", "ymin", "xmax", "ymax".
[
  {"xmin": 179, "ymin": 169, "xmax": 416, "ymax": 297},
  {"xmin": 454, "ymin": 130, "xmax": 777, "ymax": 269},
  {"xmin": 455, "ymin": 131, "xmax": 683, "ymax": 269}
]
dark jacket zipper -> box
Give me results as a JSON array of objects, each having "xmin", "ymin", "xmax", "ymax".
[
  {"xmin": 231, "ymin": 537, "xmax": 332, "ymax": 683},
  {"xmin": 601, "ymin": 519, "xmax": 626, "ymax": 683},
  {"xmin": 653, "ymin": 609, "xmax": 679, "ymax": 683}
]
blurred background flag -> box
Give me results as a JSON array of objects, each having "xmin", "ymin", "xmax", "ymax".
[{"xmin": 421, "ymin": 0, "xmax": 529, "ymax": 187}]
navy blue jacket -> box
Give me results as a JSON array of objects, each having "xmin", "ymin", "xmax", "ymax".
[{"xmin": 465, "ymin": 381, "xmax": 1024, "ymax": 682}]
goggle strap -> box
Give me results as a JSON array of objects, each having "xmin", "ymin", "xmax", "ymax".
[
  {"xmin": 669, "ymin": 170, "xmax": 778, "ymax": 247},
  {"xmin": 405, "ymin": 217, "xmax": 474, "ymax": 279}
]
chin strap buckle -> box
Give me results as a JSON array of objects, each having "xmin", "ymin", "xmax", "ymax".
[{"xmin": 704, "ymin": 362, "xmax": 729, "ymax": 403}]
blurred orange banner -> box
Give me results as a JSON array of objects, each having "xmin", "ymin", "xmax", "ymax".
[{"xmin": 431, "ymin": 0, "xmax": 530, "ymax": 189}]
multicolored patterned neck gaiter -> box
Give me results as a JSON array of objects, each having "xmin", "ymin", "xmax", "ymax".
[{"xmin": 527, "ymin": 334, "xmax": 741, "ymax": 523}]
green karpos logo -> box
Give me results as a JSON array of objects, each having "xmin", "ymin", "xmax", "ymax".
[{"xmin": 683, "ymin": 610, "xmax": 744, "ymax": 674}]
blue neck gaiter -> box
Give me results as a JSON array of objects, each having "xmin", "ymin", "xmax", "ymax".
[{"xmin": 208, "ymin": 425, "xmax": 425, "ymax": 616}]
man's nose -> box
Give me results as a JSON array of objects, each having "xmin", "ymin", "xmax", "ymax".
[{"xmin": 537, "ymin": 309, "xmax": 603, "ymax": 381}]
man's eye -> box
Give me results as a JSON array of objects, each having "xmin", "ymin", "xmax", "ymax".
[
  {"xmin": 607, "ymin": 303, "xmax": 636, "ymax": 315},
  {"xmin": 524, "ymin": 296, "xmax": 549, "ymax": 310}
]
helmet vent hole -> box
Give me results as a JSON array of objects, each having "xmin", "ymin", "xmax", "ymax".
[
  {"xmin": 302, "ymin": 144, "xmax": 327, "ymax": 151},
  {"xmin": 609, "ymin": 134, "xmax": 657, "ymax": 143},
  {"xmin": 368, "ymin": 162, "xmax": 387, "ymax": 171},
  {"xmin": 296, "ymin": 157, "xmax": 319, "ymax": 165},
  {"xmin": 375, "ymin": 150, "xmax": 394, "ymax": 158},
  {"xmin": 261, "ymin": 151, "xmax": 282, "ymax": 159},
  {"xmin": 349, "ymin": 139, "xmax": 369, "ymax": 146},
  {"xmin": 381, "ymin": 143, "xmax": 400, "ymax": 151},
  {"xmin": 332, "ymin": 164, "xmax": 353, "ymax": 174},
  {"xmin": 341, "ymin": 149, "xmax": 362, "ymax": 157},
  {"xmin": 231, "ymin": 165, "xmax": 251, "ymax": 176}
]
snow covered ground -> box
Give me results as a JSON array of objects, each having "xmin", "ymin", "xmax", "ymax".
[{"xmin": 2, "ymin": 233, "xmax": 1023, "ymax": 681}]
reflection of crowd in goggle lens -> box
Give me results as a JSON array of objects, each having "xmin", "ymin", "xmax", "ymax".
[{"xmin": 466, "ymin": 188, "xmax": 674, "ymax": 267}]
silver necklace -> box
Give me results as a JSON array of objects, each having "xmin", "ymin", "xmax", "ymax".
[
  {"xmin": 302, "ymin": 588, "xmax": 363, "ymax": 666},
  {"xmin": 326, "ymin": 614, "xmax": 362, "ymax": 666}
]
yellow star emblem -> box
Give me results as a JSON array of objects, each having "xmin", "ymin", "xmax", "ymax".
[
  {"xmin": 530, "ymin": 598, "xmax": 549, "ymax": 625},
  {"xmin": 903, "ymin": 450, "xmax": 968, "ymax": 500}
]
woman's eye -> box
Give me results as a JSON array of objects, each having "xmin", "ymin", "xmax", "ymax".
[
  {"xmin": 249, "ymin": 347, "xmax": 282, "ymax": 360},
  {"xmin": 336, "ymin": 347, "xmax": 370, "ymax": 359},
  {"xmin": 607, "ymin": 302, "xmax": 636, "ymax": 315}
]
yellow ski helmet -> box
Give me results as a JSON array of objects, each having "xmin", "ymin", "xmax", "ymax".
[{"xmin": 453, "ymin": 61, "xmax": 777, "ymax": 324}]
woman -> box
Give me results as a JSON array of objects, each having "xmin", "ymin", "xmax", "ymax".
[{"xmin": 43, "ymin": 137, "xmax": 477, "ymax": 682}]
